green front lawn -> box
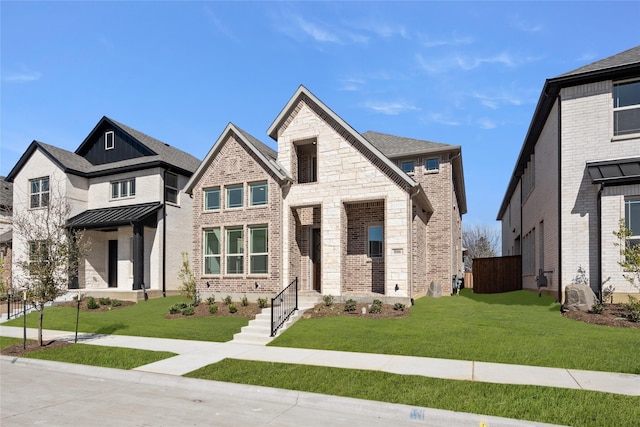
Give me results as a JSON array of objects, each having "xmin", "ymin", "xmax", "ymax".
[
  {"xmin": 3, "ymin": 296, "xmax": 249, "ymax": 342},
  {"xmin": 271, "ymin": 290, "xmax": 640, "ymax": 374},
  {"xmin": 185, "ymin": 359, "xmax": 640, "ymax": 427}
]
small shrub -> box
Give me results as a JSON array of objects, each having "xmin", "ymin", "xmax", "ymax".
[
  {"xmin": 323, "ymin": 294, "xmax": 334, "ymax": 307},
  {"xmin": 223, "ymin": 295, "xmax": 232, "ymax": 305},
  {"xmin": 209, "ymin": 304, "xmax": 218, "ymax": 314},
  {"xmin": 241, "ymin": 295, "xmax": 249, "ymax": 307},
  {"xmin": 98, "ymin": 297, "xmax": 111, "ymax": 306},
  {"xmin": 626, "ymin": 296, "xmax": 640, "ymax": 322},
  {"xmin": 591, "ymin": 303, "xmax": 606, "ymax": 314},
  {"xmin": 344, "ymin": 299, "xmax": 357, "ymax": 312},
  {"xmin": 181, "ymin": 305, "xmax": 195, "ymax": 316},
  {"xmin": 192, "ymin": 290, "xmax": 201, "ymax": 307},
  {"xmin": 169, "ymin": 302, "xmax": 188, "ymax": 314},
  {"xmin": 370, "ymin": 299, "xmax": 382, "ymax": 314},
  {"xmin": 111, "ymin": 299, "xmax": 122, "ymax": 307},
  {"xmin": 257, "ymin": 297, "xmax": 268, "ymax": 308},
  {"xmin": 87, "ymin": 296, "xmax": 99, "ymax": 310},
  {"xmin": 228, "ymin": 304, "xmax": 237, "ymax": 313},
  {"xmin": 206, "ymin": 295, "xmax": 216, "ymax": 305},
  {"xmin": 394, "ymin": 302, "xmax": 406, "ymax": 311}
]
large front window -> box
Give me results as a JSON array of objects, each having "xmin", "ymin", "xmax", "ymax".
[
  {"xmin": 614, "ymin": 80, "xmax": 640, "ymax": 136},
  {"xmin": 30, "ymin": 176, "xmax": 49, "ymax": 208},
  {"xmin": 111, "ymin": 178, "xmax": 135, "ymax": 199},
  {"xmin": 250, "ymin": 226, "xmax": 268, "ymax": 274},
  {"xmin": 226, "ymin": 184, "xmax": 243, "ymax": 209},
  {"xmin": 204, "ymin": 229, "xmax": 221, "ymax": 275},
  {"xmin": 626, "ymin": 197, "xmax": 640, "ymax": 250},
  {"xmin": 226, "ymin": 228, "xmax": 244, "ymax": 274}
]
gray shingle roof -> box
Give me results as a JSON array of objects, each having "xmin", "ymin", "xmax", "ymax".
[
  {"xmin": 234, "ymin": 125, "xmax": 278, "ymax": 161},
  {"xmin": 557, "ymin": 45, "xmax": 640, "ymax": 78},
  {"xmin": 0, "ymin": 176, "xmax": 13, "ymax": 208},
  {"xmin": 362, "ymin": 131, "xmax": 459, "ymax": 159}
]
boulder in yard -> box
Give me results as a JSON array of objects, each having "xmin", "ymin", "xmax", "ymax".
[
  {"xmin": 427, "ymin": 281, "xmax": 442, "ymax": 298},
  {"xmin": 562, "ymin": 284, "xmax": 597, "ymax": 312}
]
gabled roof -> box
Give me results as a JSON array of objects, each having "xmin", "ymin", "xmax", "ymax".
[
  {"xmin": 185, "ymin": 123, "xmax": 291, "ymax": 194},
  {"xmin": 67, "ymin": 202, "xmax": 162, "ymax": 229},
  {"xmin": 497, "ymin": 45, "xmax": 640, "ymax": 220},
  {"xmin": 266, "ymin": 86, "xmax": 430, "ymax": 207},
  {"xmin": 6, "ymin": 117, "xmax": 200, "ymax": 181}
]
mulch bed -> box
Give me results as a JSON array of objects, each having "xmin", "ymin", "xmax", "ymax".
[
  {"xmin": 303, "ymin": 302, "xmax": 410, "ymax": 319},
  {"xmin": 55, "ymin": 299, "xmax": 136, "ymax": 312},
  {"xmin": 165, "ymin": 302, "xmax": 262, "ymax": 319},
  {"xmin": 562, "ymin": 303, "xmax": 640, "ymax": 329},
  {"xmin": 1, "ymin": 340, "xmax": 72, "ymax": 358}
]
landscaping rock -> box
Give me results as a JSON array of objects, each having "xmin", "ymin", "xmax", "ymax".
[
  {"xmin": 562, "ymin": 284, "xmax": 597, "ymax": 312},
  {"xmin": 427, "ymin": 281, "xmax": 442, "ymax": 298}
]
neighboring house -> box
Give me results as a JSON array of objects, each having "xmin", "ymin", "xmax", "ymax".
[
  {"xmin": 497, "ymin": 46, "xmax": 640, "ymax": 302},
  {"xmin": 186, "ymin": 86, "xmax": 466, "ymax": 300},
  {"xmin": 6, "ymin": 117, "xmax": 200, "ymax": 300},
  {"xmin": 0, "ymin": 177, "xmax": 13, "ymax": 289}
]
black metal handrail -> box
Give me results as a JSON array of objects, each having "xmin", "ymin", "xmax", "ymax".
[
  {"xmin": 5, "ymin": 295, "xmax": 29, "ymax": 320},
  {"xmin": 271, "ymin": 277, "xmax": 298, "ymax": 337}
]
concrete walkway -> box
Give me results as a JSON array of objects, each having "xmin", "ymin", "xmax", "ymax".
[{"xmin": 1, "ymin": 325, "xmax": 638, "ymax": 396}]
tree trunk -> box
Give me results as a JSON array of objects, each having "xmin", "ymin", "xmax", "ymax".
[{"xmin": 38, "ymin": 305, "xmax": 44, "ymax": 346}]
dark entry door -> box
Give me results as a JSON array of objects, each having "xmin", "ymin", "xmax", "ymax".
[
  {"xmin": 311, "ymin": 228, "xmax": 321, "ymax": 291},
  {"xmin": 108, "ymin": 240, "xmax": 118, "ymax": 288}
]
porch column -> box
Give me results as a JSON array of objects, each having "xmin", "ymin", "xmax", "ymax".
[{"xmin": 132, "ymin": 223, "xmax": 144, "ymax": 290}]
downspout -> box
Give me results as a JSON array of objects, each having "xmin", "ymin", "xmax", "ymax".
[
  {"xmin": 596, "ymin": 183, "xmax": 604, "ymax": 303},
  {"xmin": 408, "ymin": 188, "xmax": 414, "ymax": 302},
  {"xmin": 556, "ymin": 95, "xmax": 563, "ymax": 303},
  {"xmin": 162, "ymin": 169, "xmax": 167, "ymax": 297}
]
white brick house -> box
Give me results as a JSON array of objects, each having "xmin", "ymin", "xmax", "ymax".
[
  {"xmin": 497, "ymin": 46, "xmax": 640, "ymax": 302},
  {"xmin": 187, "ymin": 86, "xmax": 466, "ymax": 300},
  {"xmin": 6, "ymin": 117, "xmax": 200, "ymax": 300}
]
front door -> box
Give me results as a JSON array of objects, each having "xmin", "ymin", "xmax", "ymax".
[
  {"xmin": 108, "ymin": 240, "xmax": 118, "ymax": 288},
  {"xmin": 311, "ymin": 228, "xmax": 321, "ymax": 291}
]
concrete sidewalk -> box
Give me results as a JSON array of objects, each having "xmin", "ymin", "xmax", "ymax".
[{"xmin": 2, "ymin": 325, "xmax": 638, "ymax": 396}]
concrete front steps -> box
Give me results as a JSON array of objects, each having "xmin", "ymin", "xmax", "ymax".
[{"xmin": 232, "ymin": 294, "xmax": 321, "ymax": 345}]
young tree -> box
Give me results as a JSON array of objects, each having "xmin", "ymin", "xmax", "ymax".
[
  {"xmin": 614, "ymin": 219, "xmax": 640, "ymax": 290},
  {"xmin": 178, "ymin": 252, "xmax": 199, "ymax": 306},
  {"xmin": 13, "ymin": 186, "xmax": 90, "ymax": 346},
  {"xmin": 462, "ymin": 224, "xmax": 500, "ymax": 272}
]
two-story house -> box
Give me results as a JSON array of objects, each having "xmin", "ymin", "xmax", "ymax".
[
  {"xmin": 6, "ymin": 117, "xmax": 200, "ymax": 300},
  {"xmin": 497, "ymin": 45, "xmax": 640, "ymax": 302},
  {"xmin": 0, "ymin": 177, "xmax": 12, "ymax": 289},
  {"xmin": 186, "ymin": 86, "xmax": 466, "ymax": 301}
]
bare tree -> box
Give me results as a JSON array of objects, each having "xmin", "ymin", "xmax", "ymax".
[
  {"xmin": 13, "ymin": 185, "xmax": 90, "ymax": 346},
  {"xmin": 614, "ymin": 219, "xmax": 640, "ymax": 290},
  {"xmin": 462, "ymin": 224, "xmax": 500, "ymax": 272}
]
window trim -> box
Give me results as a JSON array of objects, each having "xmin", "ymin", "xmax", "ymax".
[
  {"xmin": 110, "ymin": 178, "xmax": 136, "ymax": 200},
  {"xmin": 400, "ymin": 160, "xmax": 415, "ymax": 174},
  {"xmin": 425, "ymin": 157, "xmax": 440, "ymax": 172},
  {"xmin": 165, "ymin": 172, "xmax": 179, "ymax": 205},
  {"xmin": 249, "ymin": 226, "xmax": 268, "ymax": 274},
  {"xmin": 105, "ymin": 131, "xmax": 115, "ymax": 150},
  {"xmin": 204, "ymin": 187, "xmax": 221, "ymax": 211},
  {"xmin": 226, "ymin": 227, "xmax": 244, "ymax": 274},
  {"xmin": 625, "ymin": 197, "xmax": 640, "ymax": 252},
  {"xmin": 225, "ymin": 184, "xmax": 244, "ymax": 209},
  {"xmin": 29, "ymin": 176, "xmax": 50, "ymax": 209},
  {"xmin": 368, "ymin": 225, "xmax": 384, "ymax": 258},
  {"xmin": 203, "ymin": 228, "xmax": 221, "ymax": 275},
  {"xmin": 249, "ymin": 181, "xmax": 268, "ymax": 207},
  {"xmin": 613, "ymin": 79, "xmax": 640, "ymax": 137}
]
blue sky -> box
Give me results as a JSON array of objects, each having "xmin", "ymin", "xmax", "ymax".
[{"xmin": 2, "ymin": 1, "xmax": 639, "ymax": 230}]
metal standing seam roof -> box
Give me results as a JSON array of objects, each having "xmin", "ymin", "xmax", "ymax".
[
  {"xmin": 586, "ymin": 157, "xmax": 640, "ymax": 185},
  {"xmin": 66, "ymin": 202, "xmax": 162, "ymax": 229}
]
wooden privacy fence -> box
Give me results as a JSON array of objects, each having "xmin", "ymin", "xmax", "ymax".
[{"xmin": 472, "ymin": 255, "xmax": 522, "ymax": 294}]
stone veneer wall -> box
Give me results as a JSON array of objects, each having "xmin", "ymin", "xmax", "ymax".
[{"xmin": 191, "ymin": 132, "xmax": 282, "ymax": 294}]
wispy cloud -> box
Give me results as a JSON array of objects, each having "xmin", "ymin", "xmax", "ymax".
[
  {"xmin": 4, "ymin": 68, "xmax": 41, "ymax": 83},
  {"xmin": 294, "ymin": 15, "xmax": 341, "ymax": 43},
  {"xmin": 425, "ymin": 112, "xmax": 461, "ymax": 127},
  {"xmin": 339, "ymin": 78, "xmax": 366, "ymax": 92},
  {"xmin": 417, "ymin": 32, "xmax": 473, "ymax": 48},
  {"xmin": 417, "ymin": 51, "xmax": 539, "ymax": 73},
  {"xmin": 363, "ymin": 100, "xmax": 418, "ymax": 115},
  {"xmin": 477, "ymin": 118, "xmax": 497, "ymax": 129},
  {"xmin": 472, "ymin": 90, "xmax": 523, "ymax": 109},
  {"xmin": 204, "ymin": 5, "xmax": 240, "ymax": 42},
  {"xmin": 510, "ymin": 14, "xmax": 543, "ymax": 33}
]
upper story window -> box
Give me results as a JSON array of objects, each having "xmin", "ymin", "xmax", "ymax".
[
  {"xmin": 296, "ymin": 141, "xmax": 317, "ymax": 184},
  {"xmin": 368, "ymin": 225, "xmax": 384, "ymax": 258},
  {"xmin": 29, "ymin": 176, "xmax": 50, "ymax": 209},
  {"xmin": 111, "ymin": 178, "xmax": 135, "ymax": 199},
  {"xmin": 626, "ymin": 197, "xmax": 640, "ymax": 249},
  {"xmin": 204, "ymin": 187, "xmax": 220, "ymax": 211},
  {"xmin": 400, "ymin": 161, "xmax": 415, "ymax": 173},
  {"xmin": 425, "ymin": 158, "xmax": 439, "ymax": 171},
  {"xmin": 105, "ymin": 131, "xmax": 115, "ymax": 150},
  {"xmin": 165, "ymin": 172, "xmax": 178, "ymax": 204},
  {"xmin": 613, "ymin": 80, "xmax": 640, "ymax": 136},
  {"xmin": 249, "ymin": 181, "xmax": 268, "ymax": 206},
  {"xmin": 226, "ymin": 184, "xmax": 243, "ymax": 209}
]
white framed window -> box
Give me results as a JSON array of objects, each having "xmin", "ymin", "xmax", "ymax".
[
  {"xmin": 368, "ymin": 225, "xmax": 383, "ymax": 258},
  {"xmin": 249, "ymin": 181, "xmax": 268, "ymax": 206},
  {"xmin": 425, "ymin": 158, "xmax": 439, "ymax": 171},
  {"xmin": 111, "ymin": 178, "xmax": 136, "ymax": 199},
  {"xmin": 204, "ymin": 228, "xmax": 221, "ymax": 275},
  {"xmin": 105, "ymin": 131, "xmax": 115, "ymax": 150},
  {"xmin": 250, "ymin": 226, "xmax": 268, "ymax": 274},
  {"xmin": 226, "ymin": 184, "xmax": 243, "ymax": 209},
  {"xmin": 613, "ymin": 80, "xmax": 640, "ymax": 136},
  {"xmin": 226, "ymin": 227, "xmax": 244, "ymax": 274},
  {"xmin": 204, "ymin": 187, "xmax": 220, "ymax": 211},
  {"xmin": 28, "ymin": 240, "xmax": 47, "ymax": 265},
  {"xmin": 400, "ymin": 160, "xmax": 415, "ymax": 173},
  {"xmin": 29, "ymin": 176, "xmax": 50, "ymax": 209},
  {"xmin": 625, "ymin": 197, "xmax": 640, "ymax": 250},
  {"xmin": 165, "ymin": 172, "xmax": 178, "ymax": 204}
]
